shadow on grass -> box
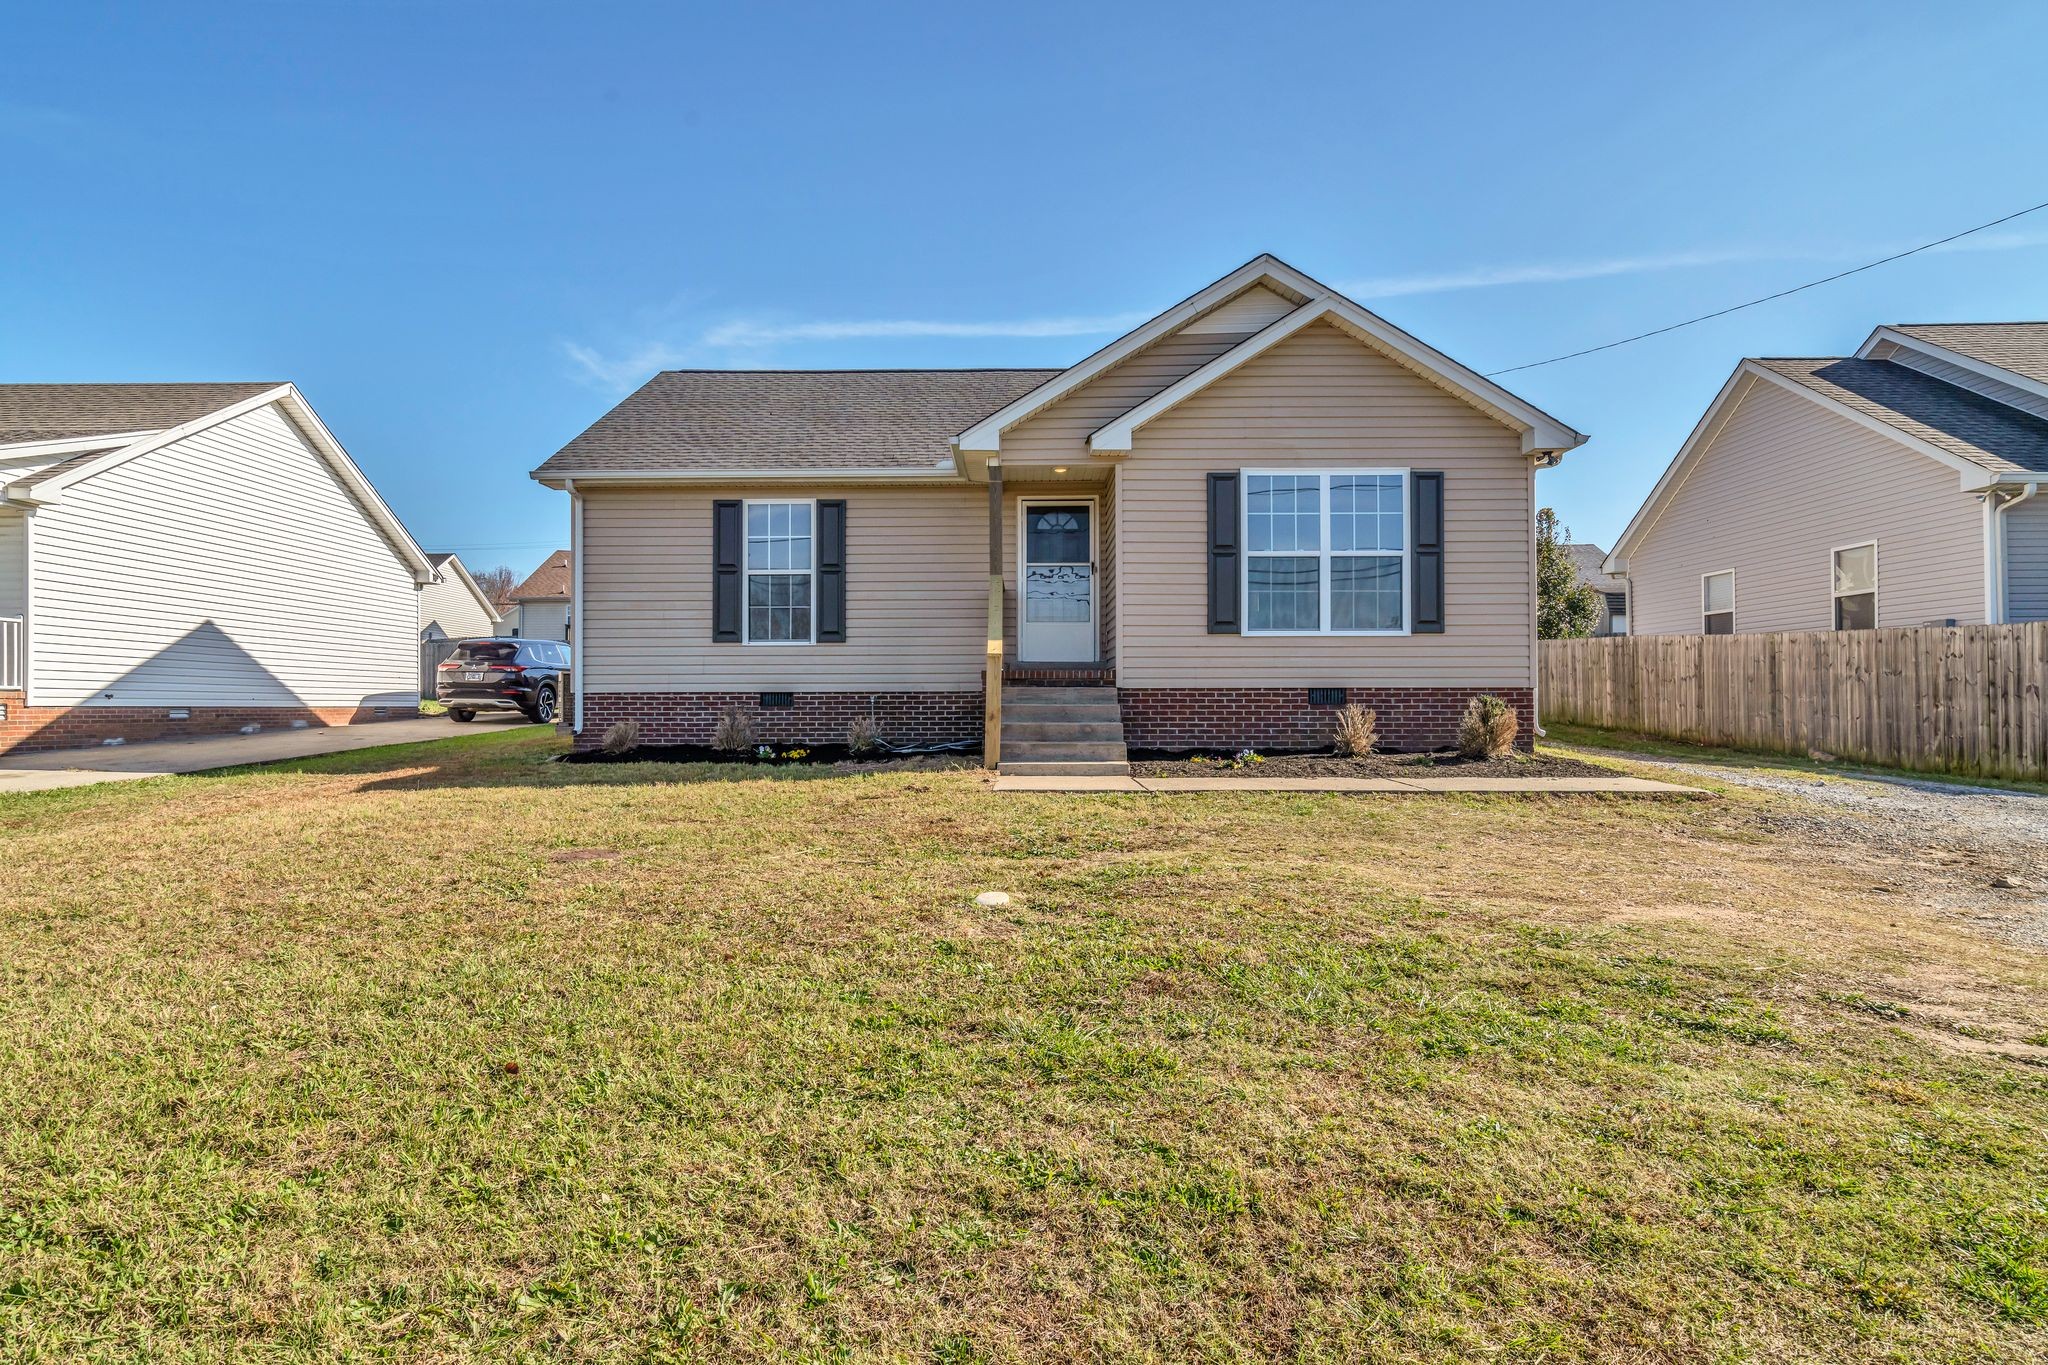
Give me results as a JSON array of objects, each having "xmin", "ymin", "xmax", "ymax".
[{"xmin": 1550, "ymin": 722, "xmax": 2048, "ymax": 800}]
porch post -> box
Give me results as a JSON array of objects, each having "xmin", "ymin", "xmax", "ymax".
[{"xmin": 985, "ymin": 461, "xmax": 1003, "ymax": 768}]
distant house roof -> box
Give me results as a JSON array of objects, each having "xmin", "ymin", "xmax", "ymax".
[
  {"xmin": 1566, "ymin": 543, "xmax": 1624, "ymax": 591},
  {"xmin": 511, "ymin": 549, "xmax": 572, "ymax": 601},
  {"xmin": 534, "ymin": 369, "xmax": 1057, "ymax": 479},
  {"xmin": 1751, "ymin": 357, "xmax": 2048, "ymax": 477},
  {"xmin": 1888, "ymin": 322, "xmax": 2048, "ymax": 388},
  {"xmin": 0, "ymin": 382, "xmax": 282, "ymax": 445}
]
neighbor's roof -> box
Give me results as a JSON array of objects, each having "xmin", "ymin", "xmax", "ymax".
[
  {"xmin": 534, "ymin": 369, "xmax": 1058, "ymax": 479},
  {"xmin": 1752, "ymin": 357, "xmax": 2048, "ymax": 477},
  {"xmin": 1566, "ymin": 543, "xmax": 1623, "ymax": 590},
  {"xmin": 0, "ymin": 382, "xmax": 282, "ymax": 445},
  {"xmin": 1889, "ymin": 323, "xmax": 2048, "ymax": 388},
  {"xmin": 510, "ymin": 550, "xmax": 572, "ymax": 601}
]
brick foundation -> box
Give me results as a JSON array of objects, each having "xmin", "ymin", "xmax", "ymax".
[
  {"xmin": 577, "ymin": 691, "xmax": 983, "ymax": 749},
  {"xmin": 1117, "ymin": 686, "xmax": 1535, "ymax": 753},
  {"xmin": 0, "ymin": 693, "xmax": 420, "ymax": 755}
]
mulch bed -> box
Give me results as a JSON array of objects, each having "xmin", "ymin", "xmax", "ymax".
[
  {"xmin": 1128, "ymin": 749, "xmax": 1615, "ymax": 779},
  {"xmin": 559, "ymin": 743, "xmax": 979, "ymax": 771}
]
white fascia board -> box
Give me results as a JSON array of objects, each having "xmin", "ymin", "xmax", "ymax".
[
  {"xmin": 532, "ymin": 465, "xmax": 959, "ymax": 490},
  {"xmin": 15, "ymin": 384, "xmax": 438, "ymax": 583},
  {"xmin": 1856, "ymin": 326, "xmax": 2048, "ymax": 408},
  {"xmin": 1090, "ymin": 294, "xmax": 1588, "ymax": 456},
  {"xmin": 0, "ymin": 431, "xmax": 158, "ymax": 462},
  {"xmin": 951, "ymin": 254, "xmax": 1321, "ymax": 454}
]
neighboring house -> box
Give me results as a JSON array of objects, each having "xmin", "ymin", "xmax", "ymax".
[
  {"xmin": 1567, "ymin": 543, "xmax": 1629, "ymax": 636},
  {"xmin": 1609, "ymin": 323, "xmax": 2048, "ymax": 635},
  {"xmin": 532, "ymin": 255, "xmax": 1585, "ymax": 772},
  {"xmin": 505, "ymin": 550, "xmax": 572, "ymax": 641},
  {"xmin": 418, "ymin": 551, "xmax": 504, "ymax": 693},
  {"xmin": 0, "ymin": 383, "xmax": 433, "ymax": 753}
]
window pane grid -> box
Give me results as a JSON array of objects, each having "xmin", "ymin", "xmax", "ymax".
[
  {"xmin": 744, "ymin": 501, "xmax": 815, "ymax": 642},
  {"xmin": 1244, "ymin": 472, "xmax": 1405, "ymax": 633}
]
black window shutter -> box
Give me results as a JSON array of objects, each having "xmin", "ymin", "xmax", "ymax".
[
  {"xmin": 816, "ymin": 499, "xmax": 846, "ymax": 642},
  {"xmin": 712, "ymin": 499, "xmax": 743, "ymax": 642},
  {"xmin": 1411, "ymin": 471, "xmax": 1445, "ymax": 634},
  {"xmin": 1207, "ymin": 473, "xmax": 1240, "ymax": 634}
]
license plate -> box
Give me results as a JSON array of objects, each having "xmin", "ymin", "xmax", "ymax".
[{"xmin": 464, "ymin": 671, "xmax": 484, "ymax": 682}]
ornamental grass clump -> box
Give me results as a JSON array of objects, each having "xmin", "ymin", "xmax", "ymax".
[
  {"xmin": 846, "ymin": 713, "xmax": 882, "ymax": 757},
  {"xmin": 1456, "ymin": 693, "xmax": 1518, "ymax": 760},
  {"xmin": 712, "ymin": 705, "xmax": 756, "ymax": 752},
  {"xmin": 600, "ymin": 720, "xmax": 640, "ymax": 756},
  {"xmin": 1330, "ymin": 704, "xmax": 1379, "ymax": 757}
]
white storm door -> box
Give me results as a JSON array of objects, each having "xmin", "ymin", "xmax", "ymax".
[{"xmin": 1019, "ymin": 501, "xmax": 1097, "ymax": 662}]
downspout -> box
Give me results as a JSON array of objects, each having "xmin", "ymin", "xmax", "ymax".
[
  {"xmin": 1991, "ymin": 482, "xmax": 2041, "ymax": 624},
  {"xmin": 568, "ymin": 477, "xmax": 583, "ymax": 734}
]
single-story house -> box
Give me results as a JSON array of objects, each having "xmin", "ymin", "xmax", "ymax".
[
  {"xmin": 0, "ymin": 383, "xmax": 433, "ymax": 752},
  {"xmin": 419, "ymin": 551, "xmax": 504, "ymax": 692},
  {"xmin": 533, "ymin": 255, "xmax": 1586, "ymax": 772},
  {"xmin": 505, "ymin": 550, "xmax": 571, "ymax": 641},
  {"xmin": 1567, "ymin": 543, "xmax": 1629, "ymax": 636},
  {"xmin": 1608, "ymin": 323, "xmax": 2048, "ymax": 635}
]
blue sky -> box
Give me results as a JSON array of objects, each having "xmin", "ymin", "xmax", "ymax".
[{"xmin": 7, "ymin": 2, "xmax": 2048, "ymax": 579}]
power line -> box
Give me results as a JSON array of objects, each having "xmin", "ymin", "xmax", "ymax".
[{"xmin": 1483, "ymin": 197, "xmax": 2048, "ymax": 376}]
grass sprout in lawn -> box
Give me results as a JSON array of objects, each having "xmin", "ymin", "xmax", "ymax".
[{"xmin": 0, "ymin": 726, "xmax": 2043, "ymax": 1361}]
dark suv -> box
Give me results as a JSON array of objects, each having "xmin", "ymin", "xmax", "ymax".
[{"xmin": 436, "ymin": 638, "xmax": 569, "ymax": 724}]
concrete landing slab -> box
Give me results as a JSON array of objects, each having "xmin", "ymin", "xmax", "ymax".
[
  {"xmin": 0, "ymin": 714, "xmax": 535, "ymax": 794},
  {"xmin": 992, "ymin": 772, "xmax": 1707, "ymax": 797}
]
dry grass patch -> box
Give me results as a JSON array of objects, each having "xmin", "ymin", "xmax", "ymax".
[{"xmin": 0, "ymin": 728, "xmax": 2044, "ymax": 1362}]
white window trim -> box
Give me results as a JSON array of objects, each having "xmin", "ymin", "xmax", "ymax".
[
  {"xmin": 1701, "ymin": 569, "xmax": 1736, "ymax": 634},
  {"xmin": 742, "ymin": 496, "xmax": 819, "ymax": 646},
  {"xmin": 1830, "ymin": 540, "xmax": 1879, "ymax": 630},
  {"xmin": 1240, "ymin": 467, "xmax": 1410, "ymax": 637}
]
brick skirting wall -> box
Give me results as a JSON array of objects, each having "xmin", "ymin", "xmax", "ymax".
[
  {"xmin": 0, "ymin": 694, "xmax": 418, "ymax": 755},
  {"xmin": 1117, "ymin": 686, "xmax": 1536, "ymax": 753},
  {"xmin": 578, "ymin": 691, "xmax": 983, "ymax": 749}
]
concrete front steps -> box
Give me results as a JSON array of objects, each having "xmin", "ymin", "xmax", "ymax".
[{"xmin": 998, "ymin": 685, "xmax": 1129, "ymax": 776}]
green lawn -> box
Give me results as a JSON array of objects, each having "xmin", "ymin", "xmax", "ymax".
[{"xmin": 1, "ymin": 728, "xmax": 2044, "ymax": 1362}]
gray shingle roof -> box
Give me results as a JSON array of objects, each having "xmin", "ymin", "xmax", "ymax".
[
  {"xmin": 1752, "ymin": 357, "xmax": 2048, "ymax": 477},
  {"xmin": 1566, "ymin": 542, "xmax": 1622, "ymax": 589},
  {"xmin": 1890, "ymin": 323, "xmax": 2048, "ymax": 387},
  {"xmin": 0, "ymin": 382, "xmax": 280, "ymax": 445},
  {"xmin": 534, "ymin": 369, "xmax": 1060, "ymax": 477}
]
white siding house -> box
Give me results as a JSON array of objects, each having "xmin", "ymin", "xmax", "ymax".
[
  {"xmin": 0, "ymin": 383, "xmax": 433, "ymax": 752},
  {"xmin": 420, "ymin": 552, "xmax": 503, "ymax": 643}
]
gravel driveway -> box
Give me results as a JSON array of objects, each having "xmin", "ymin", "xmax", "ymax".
[{"xmin": 1592, "ymin": 747, "xmax": 2048, "ymax": 948}]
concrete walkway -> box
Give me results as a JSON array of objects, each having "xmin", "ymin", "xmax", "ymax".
[
  {"xmin": 993, "ymin": 772, "xmax": 1706, "ymax": 796},
  {"xmin": 0, "ymin": 714, "xmax": 535, "ymax": 793}
]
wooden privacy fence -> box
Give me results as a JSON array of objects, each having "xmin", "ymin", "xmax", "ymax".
[{"xmin": 1540, "ymin": 623, "xmax": 2048, "ymax": 781}]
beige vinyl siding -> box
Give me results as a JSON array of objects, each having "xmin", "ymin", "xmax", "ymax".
[
  {"xmin": 0, "ymin": 507, "xmax": 24, "ymax": 618},
  {"xmin": 998, "ymin": 479, "xmax": 1114, "ymax": 662},
  {"xmin": 999, "ymin": 332, "xmax": 1250, "ymax": 463},
  {"xmin": 1115, "ymin": 320, "xmax": 1536, "ymax": 688},
  {"xmin": 28, "ymin": 403, "xmax": 418, "ymax": 708},
  {"xmin": 513, "ymin": 600, "xmax": 571, "ymax": 642},
  {"xmin": 1628, "ymin": 376, "xmax": 1987, "ymax": 635},
  {"xmin": 1880, "ymin": 343, "xmax": 2048, "ymax": 423},
  {"xmin": 580, "ymin": 484, "xmax": 986, "ymax": 692},
  {"xmin": 2007, "ymin": 495, "xmax": 2048, "ymax": 622},
  {"xmin": 419, "ymin": 566, "xmax": 499, "ymax": 641}
]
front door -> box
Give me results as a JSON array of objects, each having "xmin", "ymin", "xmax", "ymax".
[{"xmin": 1019, "ymin": 501, "xmax": 1096, "ymax": 662}]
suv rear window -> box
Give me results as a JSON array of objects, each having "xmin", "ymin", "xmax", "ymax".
[{"xmin": 450, "ymin": 641, "xmax": 519, "ymax": 664}]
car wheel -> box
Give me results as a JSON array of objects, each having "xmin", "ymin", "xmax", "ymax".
[
  {"xmin": 534, "ymin": 685, "xmax": 558, "ymax": 724},
  {"xmin": 449, "ymin": 708, "xmax": 475, "ymax": 723}
]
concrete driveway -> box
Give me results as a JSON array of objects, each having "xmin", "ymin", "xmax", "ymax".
[{"xmin": 0, "ymin": 713, "xmax": 537, "ymax": 794}]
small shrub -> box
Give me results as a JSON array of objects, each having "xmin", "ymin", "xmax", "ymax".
[
  {"xmin": 846, "ymin": 713, "xmax": 882, "ymax": 756},
  {"xmin": 600, "ymin": 720, "xmax": 640, "ymax": 755},
  {"xmin": 1456, "ymin": 694, "xmax": 1519, "ymax": 759},
  {"xmin": 1330, "ymin": 704, "xmax": 1378, "ymax": 757},
  {"xmin": 712, "ymin": 705, "xmax": 756, "ymax": 752},
  {"xmin": 755, "ymin": 745, "xmax": 774, "ymax": 761}
]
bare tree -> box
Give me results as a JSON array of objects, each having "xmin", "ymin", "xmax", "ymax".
[{"xmin": 472, "ymin": 564, "xmax": 518, "ymax": 609}]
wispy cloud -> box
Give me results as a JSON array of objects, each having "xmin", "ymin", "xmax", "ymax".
[
  {"xmin": 1340, "ymin": 248, "xmax": 1770, "ymax": 300},
  {"xmin": 701, "ymin": 312, "xmax": 1150, "ymax": 347}
]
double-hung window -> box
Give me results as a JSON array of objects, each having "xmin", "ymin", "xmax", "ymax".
[
  {"xmin": 1702, "ymin": 571, "xmax": 1734, "ymax": 634},
  {"xmin": 1832, "ymin": 543, "xmax": 1876, "ymax": 631},
  {"xmin": 1243, "ymin": 470, "xmax": 1407, "ymax": 634},
  {"xmin": 745, "ymin": 499, "xmax": 814, "ymax": 643}
]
